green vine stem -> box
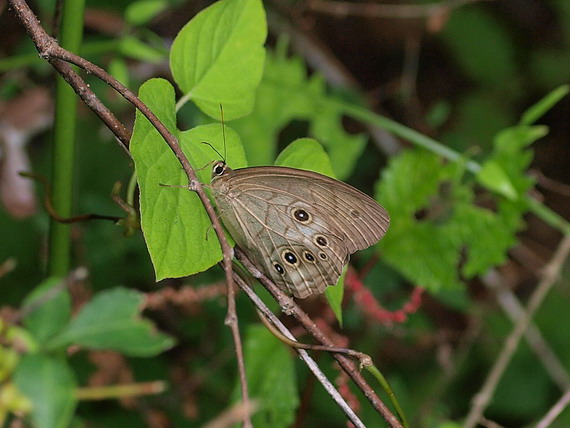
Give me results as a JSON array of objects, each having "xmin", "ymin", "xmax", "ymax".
[
  {"xmin": 332, "ymin": 91, "xmax": 570, "ymax": 236},
  {"xmin": 48, "ymin": 0, "xmax": 86, "ymax": 277}
]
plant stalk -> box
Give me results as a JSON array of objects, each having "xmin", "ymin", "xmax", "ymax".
[{"xmin": 48, "ymin": 0, "xmax": 86, "ymax": 276}]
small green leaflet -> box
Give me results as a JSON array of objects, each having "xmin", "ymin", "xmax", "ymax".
[
  {"xmin": 170, "ymin": 0, "xmax": 267, "ymax": 120},
  {"xmin": 49, "ymin": 287, "xmax": 174, "ymax": 356}
]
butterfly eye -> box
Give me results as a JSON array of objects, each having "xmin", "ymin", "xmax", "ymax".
[
  {"xmin": 293, "ymin": 208, "xmax": 311, "ymax": 223},
  {"xmin": 274, "ymin": 263, "xmax": 285, "ymax": 274},
  {"xmin": 303, "ymin": 251, "xmax": 315, "ymax": 262},
  {"xmin": 282, "ymin": 250, "xmax": 299, "ymax": 266},
  {"xmin": 213, "ymin": 163, "xmax": 225, "ymax": 176},
  {"xmin": 315, "ymin": 235, "xmax": 328, "ymax": 247}
]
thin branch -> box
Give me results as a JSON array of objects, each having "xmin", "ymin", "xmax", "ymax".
[
  {"xmin": 536, "ymin": 388, "xmax": 570, "ymax": 428},
  {"xmin": 233, "ymin": 273, "xmax": 367, "ymax": 428},
  {"xmin": 464, "ymin": 235, "xmax": 570, "ymax": 428},
  {"xmin": 256, "ymin": 306, "xmax": 372, "ymax": 368},
  {"xmin": 51, "ymin": 58, "xmax": 131, "ymax": 154},
  {"xmin": 531, "ymin": 169, "xmax": 570, "ymax": 197},
  {"xmin": 75, "ymin": 381, "xmax": 167, "ymax": 400},
  {"xmin": 202, "ymin": 401, "xmax": 260, "ymax": 428},
  {"xmin": 306, "ymin": 0, "xmax": 491, "ymax": 19},
  {"xmin": 0, "ymin": 258, "xmax": 17, "ymax": 279},
  {"xmin": 235, "ymin": 247, "xmax": 403, "ymax": 428},
  {"xmin": 7, "ymin": 0, "xmax": 251, "ymax": 425},
  {"xmin": 483, "ymin": 269, "xmax": 570, "ymax": 392},
  {"xmin": 20, "ymin": 172, "xmax": 122, "ymax": 223}
]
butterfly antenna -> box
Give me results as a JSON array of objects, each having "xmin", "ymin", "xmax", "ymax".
[
  {"xmin": 219, "ymin": 103, "xmax": 227, "ymax": 162},
  {"xmin": 201, "ymin": 141, "xmax": 224, "ymax": 161}
]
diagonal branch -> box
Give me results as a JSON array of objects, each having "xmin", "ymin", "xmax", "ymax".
[
  {"xmin": 235, "ymin": 247, "xmax": 403, "ymax": 428},
  {"xmin": 7, "ymin": 0, "xmax": 251, "ymax": 425},
  {"xmin": 51, "ymin": 58, "xmax": 131, "ymax": 153},
  {"xmin": 464, "ymin": 235, "xmax": 570, "ymax": 428},
  {"xmin": 233, "ymin": 273, "xmax": 367, "ymax": 428},
  {"xmin": 306, "ymin": 0, "xmax": 490, "ymax": 19}
]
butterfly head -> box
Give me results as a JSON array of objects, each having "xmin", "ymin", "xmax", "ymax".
[{"xmin": 211, "ymin": 161, "xmax": 234, "ymax": 181}]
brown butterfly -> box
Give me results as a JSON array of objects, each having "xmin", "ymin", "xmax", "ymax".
[{"xmin": 210, "ymin": 161, "xmax": 389, "ymax": 298}]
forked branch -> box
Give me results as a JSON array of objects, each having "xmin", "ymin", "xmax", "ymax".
[
  {"xmin": 235, "ymin": 248, "xmax": 403, "ymax": 428},
  {"xmin": 7, "ymin": 0, "xmax": 251, "ymax": 425}
]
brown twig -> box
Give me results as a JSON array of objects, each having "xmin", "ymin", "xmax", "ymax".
[
  {"xmin": 0, "ymin": 258, "xmax": 17, "ymax": 279},
  {"xmin": 235, "ymin": 247, "xmax": 403, "ymax": 428},
  {"xmin": 20, "ymin": 172, "xmax": 122, "ymax": 223},
  {"xmin": 255, "ymin": 307, "xmax": 372, "ymax": 368},
  {"xmin": 464, "ymin": 235, "xmax": 570, "ymax": 428},
  {"xmin": 536, "ymin": 387, "xmax": 570, "ymax": 428},
  {"xmin": 202, "ymin": 401, "xmax": 260, "ymax": 428},
  {"xmin": 232, "ymin": 272, "xmax": 368, "ymax": 428},
  {"xmin": 483, "ymin": 268, "xmax": 570, "ymax": 392},
  {"xmin": 306, "ymin": 0, "xmax": 491, "ymax": 19},
  {"xmin": 7, "ymin": 1, "xmax": 251, "ymax": 425},
  {"xmin": 346, "ymin": 267, "xmax": 424, "ymax": 324},
  {"xmin": 143, "ymin": 282, "xmax": 227, "ymax": 310},
  {"xmin": 51, "ymin": 58, "xmax": 131, "ymax": 153},
  {"xmin": 531, "ymin": 169, "xmax": 570, "ymax": 197}
]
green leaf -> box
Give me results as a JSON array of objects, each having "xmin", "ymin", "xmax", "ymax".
[
  {"xmin": 132, "ymin": 78, "xmax": 186, "ymax": 279},
  {"xmin": 13, "ymin": 354, "xmax": 76, "ymax": 428},
  {"xmin": 274, "ymin": 138, "xmax": 335, "ymax": 177},
  {"xmin": 230, "ymin": 47, "xmax": 325, "ymax": 165},
  {"xmin": 376, "ymin": 149, "xmax": 444, "ymax": 218},
  {"xmin": 49, "ymin": 287, "xmax": 174, "ymax": 356},
  {"xmin": 325, "ymin": 267, "xmax": 345, "ymax": 326},
  {"xmin": 490, "ymin": 125, "xmax": 546, "ymax": 194},
  {"xmin": 132, "ymin": 78, "xmax": 247, "ymax": 280},
  {"xmin": 520, "ymin": 84, "xmax": 570, "ymax": 125},
  {"xmin": 119, "ymin": 35, "xmax": 166, "ymax": 63},
  {"xmin": 450, "ymin": 204, "xmax": 517, "ymax": 278},
  {"xmin": 240, "ymin": 325, "xmax": 298, "ymax": 428},
  {"xmin": 125, "ymin": 0, "xmax": 168, "ymax": 26},
  {"xmin": 170, "ymin": 0, "xmax": 267, "ymax": 120},
  {"xmin": 476, "ymin": 160, "xmax": 518, "ymax": 200},
  {"xmin": 376, "ymin": 150, "xmax": 461, "ymax": 290},
  {"xmin": 380, "ymin": 222, "xmax": 463, "ymax": 290},
  {"xmin": 22, "ymin": 277, "xmax": 71, "ymax": 345},
  {"xmin": 375, "ymin": 149, "xmax": 525, "ymax": 291}
]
